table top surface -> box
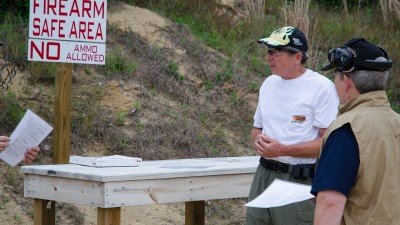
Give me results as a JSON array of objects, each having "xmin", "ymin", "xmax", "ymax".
[{"xmin": 21, "ymin": 156, "xmax": 259, "ymax": 182}]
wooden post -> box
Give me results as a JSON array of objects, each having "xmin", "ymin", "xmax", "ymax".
[
  {"xmin": 34, "ymin": 199, "xmax": 55, "ymax": 225},
  {"xmin": 185, "ymin": 201, "xmax": 205, "ymax": 225},
  {"xmin": 97, "ymin": 208, "xmax": 121, "ymax": 225},
  {"xmin": 53, "ymin": 62, "xmax": 72, "ymax": 164},
  {"xmin": 34, "ymin": 63, "xmax": 72, "ymax": 225}
]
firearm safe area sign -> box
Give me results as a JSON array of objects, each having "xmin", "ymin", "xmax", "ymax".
[{"xmin": 28, "ymin": 0, "xmax": 107, "ymax": 65}]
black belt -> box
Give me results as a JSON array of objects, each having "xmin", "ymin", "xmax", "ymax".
[{"xmin": 259, "ymin": 157, "xmax": 315, "ymax": 179}]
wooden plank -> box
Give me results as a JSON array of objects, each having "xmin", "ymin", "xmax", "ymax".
[
  {"xmin": 26, "ymin": 174, "xmax": 104, "ymax": 207},
  {"xmin": 53, "ymin": 63, "xmax": 72, "ymax": 164},
  {"xmin": 34, "ymin": 199, "xmax": 55, "ymax": 225},
  {"xmin": 97, "ymin": 208, "xmax": 121, "ymax": 225},
  {"xmin": 102, "ymin": 173, "xmax": 252, "ymax": 207},
  {"xmin": 21, "ymin": 156, "xmax": 259, "ymax": 182},
  {"xmin": 185, "ymin": 201, "xmax": 205, "ymax": 225},
  {"xmin": 25, "ymin": 173, "xmax": 253, "ymax": 207}
]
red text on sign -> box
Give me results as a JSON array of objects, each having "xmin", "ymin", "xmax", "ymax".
[
  {"xmin": 32, "ymin": 18, "xmax": 103, "ymax": 41},
  {"xmin": 33, "ymin": 0, "xmax": 105, "ymax": 18},
  {"xmin": 30, "ymin": 40, "xmax": 61, "ymax": 60},
  {"xmin": 32, "ymin": 18, "xmax": 66, "ymax": 38}
]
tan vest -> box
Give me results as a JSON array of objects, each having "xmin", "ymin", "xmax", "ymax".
[{"xmin": 321, "ymin": 91, "xmax": 400, "ymax": 225}]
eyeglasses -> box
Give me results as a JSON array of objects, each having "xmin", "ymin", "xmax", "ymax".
[
  {"xmin": 267, "ymin": 49, "xmax": 281, "ymax": 56},
  {"xmin": 267, "ymin": 48, "xmax": 299, "ymax": 56}
]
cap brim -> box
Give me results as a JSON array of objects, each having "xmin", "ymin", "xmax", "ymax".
[
  {"xmin": 320, "ymin": 63, "xmax": 334, "ymax": 71},
  {"xmin": 258, "ymin": 37, "xmax": 286, "ymax": 48}
]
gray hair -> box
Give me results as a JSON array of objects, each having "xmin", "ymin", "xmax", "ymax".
[
  {"xmin": 345, "ymin": 57, "xmax": 389, "ymax": 94},
  {"xmin": 281, "ymin": 46, "xmax": 308, "ymax": 64}
]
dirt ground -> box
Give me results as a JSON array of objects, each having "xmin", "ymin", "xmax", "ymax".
[{"xmin": 77, "ymin": 204, "xmax": 185, "ymax": 225}]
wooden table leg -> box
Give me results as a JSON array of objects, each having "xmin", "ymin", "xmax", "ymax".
[
  {"xmin": 97, "ymin": 207, "xmax": 121, "ymax": 225},
  {"xmin": 185, "ymin": 201, "xmax": 205, "ymax": 225},
  {"xmin": 34, "ymin": 199, "xmax": 55, "ymax": 225}
]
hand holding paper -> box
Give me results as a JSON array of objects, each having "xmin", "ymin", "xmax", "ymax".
[
  {"xmin": 0, "ymin": 110, "xmax": 53, "ymax": 167},
  {"xmin": 22, "ymin": 146, "xmax": 41, "ymax": 164},
  {"xmin": 0, "ymin": 135, "xmax": 10, "ymax": 151}
]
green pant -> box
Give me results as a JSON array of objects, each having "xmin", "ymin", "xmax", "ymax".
[{"xmin": 246, "ymin": 164, "xmax": 315, "ymax": 225}]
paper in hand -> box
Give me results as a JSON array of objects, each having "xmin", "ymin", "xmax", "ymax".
[
  {"xmin": 0, "ymin": 109, "xmax": 53, "ymax": 167},
  {"xmin": 245, "ymin": 178, "xmax": 314, "ymax": 208}
]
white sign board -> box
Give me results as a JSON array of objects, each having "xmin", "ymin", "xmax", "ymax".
[{"xmin": 28, "ymin": 0, "xmax": 107, "ymax": 65}]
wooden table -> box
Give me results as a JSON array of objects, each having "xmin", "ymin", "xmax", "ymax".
[{"xmin": 22, "ymin": 156, "xmax": 259, "ymax": 225}]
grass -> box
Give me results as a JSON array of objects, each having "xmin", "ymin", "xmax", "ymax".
[
  {"xmin": 104, "ymin": 52, "xmax": 138, "ymax": 78},
  {"xmin": 167, "ymin": 60, "xmax": 184, "ymax": 82},
  {"xmin": 0, "ymin": 92, "xmax": 25, "ymax": 133},
  {"xmin": 116, "ymin": 110, "xmax": 127, "ymax": 126},
  {"xmin": 0, "ymin": 13, "xmax": 58, "ymax": 83}
]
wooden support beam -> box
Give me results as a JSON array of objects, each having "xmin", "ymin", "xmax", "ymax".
[
  {"xmin": 34, "ymin": 199, "xmax": 55, "ymax": 225},
  {"xmin": 97, "ymin": 207, "xmax": 121, "ymax": 225},
  {"xmin": 185, "ymin": 201, "xmax": 205, "ymax": 225},
  {"xmin": 53, "ymin": 63, "xmax": 72, "ymax": 164}
]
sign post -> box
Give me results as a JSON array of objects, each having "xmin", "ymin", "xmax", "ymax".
[
  {"xmin": 28, "ymin": 0, "xmax": 107, "ymax": 224},
  {"xmin": 53, "ymin": 63, "xmax": 72, "ymax": 164}
]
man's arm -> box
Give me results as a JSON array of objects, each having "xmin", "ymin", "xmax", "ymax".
[
  {"xmin": 251, "ymin": 127, "xmax": 262, "ymax": 143},
  {"xmin": 314, "ymin": 190, "xmax": 347, "ymax": 225},
  {"xmin": 251, "ymin": 127, "xmax": 262, "ymax": 152},
  {"xmin": 256, "ymin": 128, "xmax": 327, "ymax": 158}
]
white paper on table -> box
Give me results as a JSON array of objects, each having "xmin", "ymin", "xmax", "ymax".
[
  {"xmin": 69, "ymin": 155, "xmax": 142, "ymax": 167},
  {"xmin": 0, "ymin": 109, "xmax": 53, "ymax": 167},
  {"xmin": 160, "ymin": 162, "xmax": 216, "ymax": 169},
  {"xmin": 245, "ymin": 178, "xmax": 314, "ymax": 208}
]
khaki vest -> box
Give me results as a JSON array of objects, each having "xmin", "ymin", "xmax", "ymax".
[{"xmin": 321, "ymin": 91, "xmax": 400, "ymax": 225}]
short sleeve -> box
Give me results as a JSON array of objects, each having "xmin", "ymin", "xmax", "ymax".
[
  {"xmin": 313, "ymin": 84, "xmax": 339, "ymax": 128},
  {"xmin": 253, "ymin": 103, "xmax": 263, "ymax": 128},
  {"xmin": 311, "ymin": 123, "xmax": 359, "ymax": 197}
]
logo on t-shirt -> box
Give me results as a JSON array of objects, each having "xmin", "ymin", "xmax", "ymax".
[{"xmin": 291, "ymin": 115, "xmax": 306, "ymax": 123}]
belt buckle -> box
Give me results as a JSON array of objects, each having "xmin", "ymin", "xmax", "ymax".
[
  {"xmin": 288, "ymin": 165, "xmax": 293, "ymax": 174},
  {"xmin": 275, "ymin": 161, "xmax": 285, "ymax": 173}
]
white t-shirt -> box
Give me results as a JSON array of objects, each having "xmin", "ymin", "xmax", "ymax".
[{"xmin": 253, "ymin": 69, "xmax": 339, "ymax": 165}]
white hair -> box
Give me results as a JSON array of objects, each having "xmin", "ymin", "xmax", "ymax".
[{"xmin": 346, "ymin": 57, "xmax": 389, "ymax": 94}]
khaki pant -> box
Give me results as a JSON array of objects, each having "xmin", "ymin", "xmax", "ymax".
[{"xmin": 246, "ymin": 164, "xmax": 315, "ymax": 225}]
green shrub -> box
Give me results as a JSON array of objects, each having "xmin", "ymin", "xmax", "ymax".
[
  {"xmin": 0, "ymin": 0, "xmax": 29, "ymax": 19},
  {"xmin": 104, "ymin": 52, "xmax": 138, "ymax": 77},
  {"xmin": 0, "ymin": 13, "xmax": 56, "ymax": 83},
  {"xmin": 0, "ymin": 92, "xmax": 24, "ymax": 133},
  {"xmin": 116, "ymin": 110, "xmax": 127, "ymax": 126},
  {"xmin": 167, "ymin": 61, "xmax": 184, "ymax": 82},
  {"xmin": 0, "ymin": 13, "xmax": 28, "ymax": 68}
]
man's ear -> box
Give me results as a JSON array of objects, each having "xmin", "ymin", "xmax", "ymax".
[
  {"xmin": 343, "ymin": 75, "xmax": 354, "ymax": 92},
  {"xmin": 295, "ymin": 52, "xmax": 303, "ymax": 63}
]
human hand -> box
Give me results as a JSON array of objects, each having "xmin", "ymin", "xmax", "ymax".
[
  {"xmin": 22, "ymin": 146, "xmax": 40, "ymax": 164},
  {"xmin": 253, "ymin": 133, "xmax": 266, "ymax": 151},
  {"xmin": 256, "ymin": 134, "xmax": 284, "ymax": 158},
  {"xmin": 0, "ymin": 136, "xmax": 10, "ymax": 151}
]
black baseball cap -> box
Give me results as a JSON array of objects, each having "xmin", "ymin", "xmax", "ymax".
[
  {"xmin": 258, "ymin": 26, "xmax": 308, "ymax": 52},
  {"xmin": 321, "ymin": 38, "xmax": 392, "ymax": 72}
]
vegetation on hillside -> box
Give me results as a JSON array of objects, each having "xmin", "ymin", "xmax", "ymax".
[{"xmin": 0, "ymin": 0, "xmax": 399, "ymax": 224}]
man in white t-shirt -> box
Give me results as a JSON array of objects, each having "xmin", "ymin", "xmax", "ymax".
[{"xmin": 245, "ymin": 26, "xmax": 339, "ymax": 225}]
